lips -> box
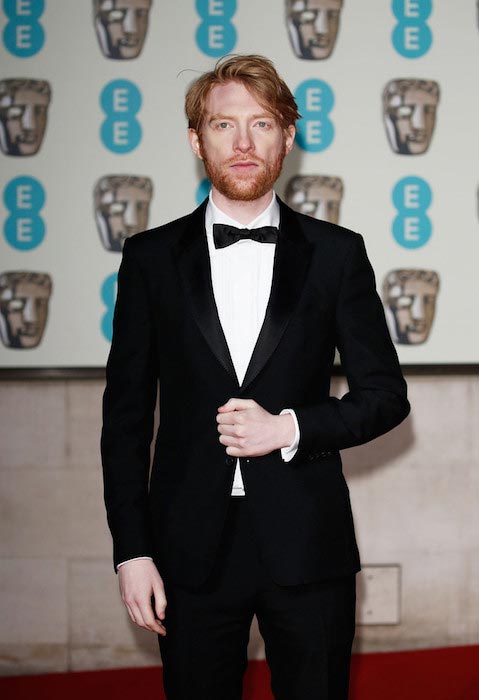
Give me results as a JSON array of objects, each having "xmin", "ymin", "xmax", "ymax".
[
  {"xmin": 18, "ymin": 133, "xmax": 37, "ymax": 144},
  {"xmin": 309, "ymin": 37, "xmax": 330, "ymax": 48}
]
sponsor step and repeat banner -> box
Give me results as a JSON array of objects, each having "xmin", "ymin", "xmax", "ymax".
[{"xmin": 0, "ymin": 1, "xmax": 478, "ymax": 369}]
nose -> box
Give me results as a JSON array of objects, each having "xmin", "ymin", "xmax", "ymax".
[
  {"xmin": 233, "ymin": 125, "xmax": 254, "ymax": 153},
  {"xmin": 411, "ymin": 105, "xmax": 425, "ymax": 131},
  {"xmin": 314, "ymin": 10, "xmax": 328, "ymax": 35},
  {"xmin": 410, "ymin": 294, "xmax": 425, "ymax": 320},
  {"xmin": 123, "ymin": 8, "xmax": 137, "ymax": 34},
  {"xmin": 22, "ymin": 104, "xmax": 35, "ymax": 131},
  {"xmin": 22, "ymin": 296, "xmax": 36, "ymax": 324},
  {"xmin": 123, "ymin": 200, "xmax": 138, "ymax": 228}
]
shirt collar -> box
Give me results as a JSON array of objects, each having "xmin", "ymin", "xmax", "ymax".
[{"xmin": 205, "ymin": 191, "xmax": 280, "ymax": 253}]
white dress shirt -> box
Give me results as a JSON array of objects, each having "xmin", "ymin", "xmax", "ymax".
[
  {"xmin": 117, "ymin": 191, "xmax": 300, "ymax": 568},
  {"xmin": 205, "ymin": 191, "xmax": 299, "ymax": 495}
]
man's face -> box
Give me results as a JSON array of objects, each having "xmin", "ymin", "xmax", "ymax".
[
  {"xmin": 286, "ymin": 0, "xmax": 343, "ymax": 60},
  {"xmin": 285, "ymin": 175, "xmax": 343, "ymax": 224},
  {"xmin": 383, "ymin": 270, "xmax": 439, "ymax": 345},
  {"xmin": 0, "ymin": 272, "xmax": 52, "ymax": 349},
  {"xmin": 383, "ymin": 80, "xmax": 439, "ymax": 155},
  {"xmin": 94, "ymin": 0, "xmax": 151, "ymax": 59},
  {"xmin": 189, "ymin": 81, "xmax": 295, "ymax": 203},
  {"xmin": 94, "ymin": 177, "xmax": 152, "ymax": 251},
  {"xmin": 0, "ymin": 81, "xmax": 51, "ymax": 156}
]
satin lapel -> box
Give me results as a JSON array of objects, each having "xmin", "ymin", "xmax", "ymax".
[
  {"xmin": 173, "ymin": 200, "xmax": 238, "ymax": 385},
  {"xmin": 240, "ymin": 198, "xmax": 313, "ymax": 392}
]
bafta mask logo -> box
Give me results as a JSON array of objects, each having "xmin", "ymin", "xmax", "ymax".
[
  {"xmin": 94, "ymin": 175, "xmax": 153, "ymax": 251},
  {"xmin": 383, "ymin": 269, "xmax": 439, "ymax": 345},
  {"xmin": 93, "ymin": 0, "xmax": 152, "ymax": 59},
  {"xmin": 0, "ymin": 79, "xmax": 51, "ymax": 156},
  {"xmin": 0, "ymin": 271, "xmax": 52, "ymax": 349},
  {"xmin": 286, "ymin": 0, "xmax": 343, "ymax": 60},
  {"xmin": 285, "ymin": 175, "xmax": 343, "ymax": 224},
  {"xmin": 383, "ymin": 79, "xmax": 440, "ymax": 155}
]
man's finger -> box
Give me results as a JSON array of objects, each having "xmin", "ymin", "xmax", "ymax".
[
  {"xmin": 216, "ymin": 411, "xmax": 237, "ymax": 425},
  {"xmin": 217, "ymin": 398, "xmax": 255, "ymax": 412}
]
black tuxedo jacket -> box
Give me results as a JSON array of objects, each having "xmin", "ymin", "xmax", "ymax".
[{"xmin": 101, "ymin": 197, "xmax": 409, "ymax": 588}]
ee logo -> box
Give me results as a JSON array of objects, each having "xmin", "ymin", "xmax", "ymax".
[
  {"xmin": 392, "ymin": 176, "xmax": 432, "ymax": 249},
  {"xmin": 3, "ymin": 176, "xmax": 46, "ymax": 251},
  {"xmin": 195, "ymin": 0, "xmax": 237, "ymax": 57},
  {"xmin": 100, "ymin": 80, "xmax": 142, "ymax": 153},
  {"xmin": 100, "ymin": 273, "xmax": 117, "ymax": 342},
  {"xmin": 294, "ymin": 79, "xmax": 334, "ymax": 153},
  {"xmin": 3, "ymin": 0, "xmax": 45, "ymax": 57},
  {"xmin": 392, "ymin": 0, "xmax": 432, "ymax": 59},
  {"xmin": 196, "ymin": 178, "xmax": 211, "ymax": 205}
]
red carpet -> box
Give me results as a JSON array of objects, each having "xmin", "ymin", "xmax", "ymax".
[{"xmin": 1, "ymin": 646, "xmax": 478, "ymax": 699}]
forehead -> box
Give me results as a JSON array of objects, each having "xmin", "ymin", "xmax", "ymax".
[
  {"xmin": 11, "ymin": 87, "xmax": 49, "ymax": 106},
  {"xmin": 206, "ymin": 82, "xmax": 275, "ymax": 119},
  {"xmin": 100, "ymin": 0, "xmax": 150, "ymax": 10},
  {"xmin": 388, "ymin": 277, "xmax": 436, "ymax": 295},
  {"xmin": 292, "ymin": 0, "xmax": 342, "ymax": 10},
  {"xmin": 389, "ymin": 86, "xmax": 438, "ymax": 106},
  {"xmin": 306, "ymin": 180, "xmax": 342, "ymax": 199},
  {"xmin": 1, "ymin": 279, "xmax": 50, "ymax": 298},
  {"xmin": 116, "ymin": 182, "xmax": 150, "ymax": 199}
]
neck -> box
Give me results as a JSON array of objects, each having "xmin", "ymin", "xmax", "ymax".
[{"xmin": 211, "ymin": 187, "xmax": 274, "ymax": 225}]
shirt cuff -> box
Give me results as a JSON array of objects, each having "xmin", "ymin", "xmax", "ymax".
[
  {"xmin": 280, "ymin": 408, "xmax": 300, "ymax": 462},
  {"xmin": 117, "ymin": 556, "xmax": 153, "ymax": 570}
]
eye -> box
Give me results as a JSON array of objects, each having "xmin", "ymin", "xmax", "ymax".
[
  {"xmin": 217, "ymin": 121, "xmax": 230, "ymax": 129},
  {"xmin": 108, "ymin": 10, "xmax": 124, "ymax": 22},
  {"xmin": 396, "ymin": 295, "xmax": 413, "ymax": 308},
  {"xmin": 7, "ymin": 106, "xmax": 22, "ymax": 119},
  {"xmin": 299, "ymin": 10, "xmax": 316, "ymax": 22},
  {"xmin": 109, "ymin": 202, "xmax": 125, "ymax": 215},
  {"xmin": 8, "ymin": 299, "xmax": 24, "ymax": 311},
  {"xmin": 396, "ymin": 105, "xmax": 413, "ymax": 118}
]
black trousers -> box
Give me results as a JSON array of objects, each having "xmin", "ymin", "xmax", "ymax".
[{"xmin": 158, "ymin": 497, "xmax": 356, "ymax": 700}]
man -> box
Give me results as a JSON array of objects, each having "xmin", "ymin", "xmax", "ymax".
[{"xmin": 102, "ymin": 54, "xmax": 410, "ymax": 700}]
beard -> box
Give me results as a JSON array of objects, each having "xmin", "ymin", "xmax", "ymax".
[{"xmin": 200, "ymin": 140, "xmax": 287, "ymax": 202}]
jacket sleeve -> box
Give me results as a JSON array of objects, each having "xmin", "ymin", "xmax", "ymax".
[
  {"xmin": 292, "ymin": 233, "xmax": 410, "ymax": 458},
  {"xmin": 101, "ymin": 238, "xmax": 158, "ymax": 570}
]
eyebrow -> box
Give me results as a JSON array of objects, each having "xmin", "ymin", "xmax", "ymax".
[{"xmin": 208, "ymin": 112, "xmax": 276, "ymax": 124}]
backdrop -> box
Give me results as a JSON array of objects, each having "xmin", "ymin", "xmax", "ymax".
[{"xmin": 0, "ymin": 0, "xmax": 477, "ymax": 368}]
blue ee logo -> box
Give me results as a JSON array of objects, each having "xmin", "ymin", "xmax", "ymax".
[
  {"xmin": 101, "ymin": 273, "xmax": 117, "ymax": 342},
  {"xmin": 392, "ymin": 0, "xmax": 432, "ymax": 58},
  {"xmin": 100, "ymin": 80, "xmax": 142, "ymax": 153},
  {"xmin": 196, "ymin": 178, "xmax": 211, "ymax": 205},
  {"xmin": 294, "ymin": 79, "xmax": 334, "ymax": 153},
  {"xmin": 195, "ymin": 0, "xmax": 237, "ymax": 57},
  {"xmin": 392, "ymin": 176, "xmax": 432, "ymax": 249},
  {"xmin": 3, "ymin": 0, "xmax": 45, "ymax": 57},
  {"xmin": 3, "ymin": 176, "xmax": 45, "ymax": 250}
]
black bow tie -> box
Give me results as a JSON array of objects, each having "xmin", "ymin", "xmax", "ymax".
[{"xmin": 213, "ymin": 223, "xmax": 278, "ymax": 249}]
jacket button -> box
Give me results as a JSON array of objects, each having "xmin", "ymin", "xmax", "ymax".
[{"xmin": 225, "ymin": 456, "xmax": 235, "ymax": 466}]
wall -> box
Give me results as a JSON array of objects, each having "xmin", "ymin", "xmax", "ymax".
[{"xmin": 1, "ymin": 374, "xmax": 478, "ymax": 676}]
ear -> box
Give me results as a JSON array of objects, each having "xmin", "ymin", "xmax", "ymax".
[
  {"xmin": 188, "ymin": 128, "xmax": 203, "ymax": 160},
  {"xmin": 284, "ymin": 125, "xmax": 296, "ymax": 155}
]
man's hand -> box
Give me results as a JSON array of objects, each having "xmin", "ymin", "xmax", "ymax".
[
  {"xmin": 118, "ymin": 559, "xmax": 167, "ymax": 636},
  {"xmin": 216, "ymin": 398, "xmax": 295, "ymax": 457}
]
